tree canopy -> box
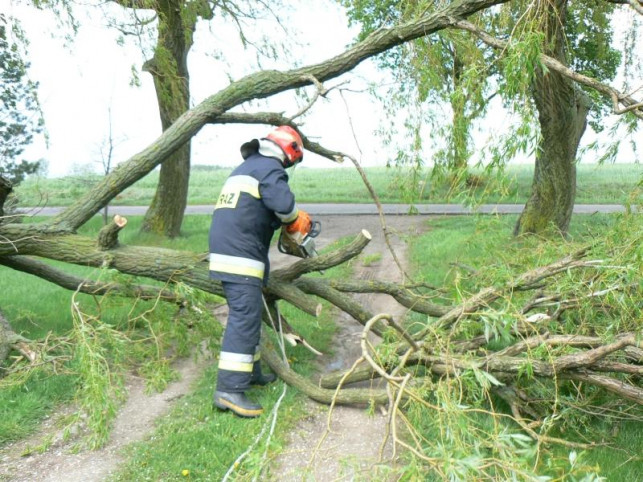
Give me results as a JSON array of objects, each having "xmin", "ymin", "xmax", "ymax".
[{"xmin": 0, "ymin": 14, "xmax": 42, "ymax": 185}]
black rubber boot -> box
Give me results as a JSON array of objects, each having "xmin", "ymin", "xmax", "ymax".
[
  {"xmin": 251, "ymin": 372, "xmax": 277, "ymax": 386},
  {"xmin": 213, "ymin": 391, "xmax": 263, "ymax": 418}
]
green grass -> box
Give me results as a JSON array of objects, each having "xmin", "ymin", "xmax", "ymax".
[
  {"xmin": 403, "ymin": 213, "xmax": 642, "ymax": 480},
  {"xmin": 14, "ymin": 163, "xmax": 642, "ymax": 207}
]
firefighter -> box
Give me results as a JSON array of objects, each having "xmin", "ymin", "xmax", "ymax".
[{"xmin": 209, "ymin": 125, "xmax": 312, "ymax": 418}]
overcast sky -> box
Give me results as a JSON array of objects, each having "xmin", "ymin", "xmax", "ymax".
[
  {"xmin": 4, "ymin": 1, "xmax": 641, "ymax": 178},
  {"xmin": 6, "ymin": 0, "xmax": 390, "ymax": 177}
]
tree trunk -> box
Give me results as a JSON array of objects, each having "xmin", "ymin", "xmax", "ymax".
[
  {"xmin": 0, "ymin": 310, "xmax": 12, "ymax": 366},
  {"xmin": 0, "ymin": 176, "xmax": 12, "ymax": 220},
  {"xmin": 449, "ymin": 46, "xmax": 469, "ymax": 171},
  {"xmin": 514, "ymin": 0, "xmax": 590, "ymax": 236},
  {"xmin": 141, "ymin": 0, "xmax": 194, "ymax": 238}
]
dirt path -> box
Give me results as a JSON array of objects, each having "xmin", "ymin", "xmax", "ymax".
[
  {"xmin": 0, "ymin": 214, "xmax": 429, "ymax": 482},
  {"xmin": 0, "ymin": 354, "xmax": 211, "ymax": 482},
  {"xmin": 268, "ymin": 214, "xmax": 428, "ymax": 481}
]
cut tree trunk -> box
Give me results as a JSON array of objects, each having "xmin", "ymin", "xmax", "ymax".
[{"xmin": 514, "ymin": 0, "xmax": 590, "ymax": 236}]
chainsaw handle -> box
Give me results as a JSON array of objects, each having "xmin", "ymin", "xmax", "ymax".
[
  {"xmin": 277, "ymin": 236, "xmax": 288, "ymax": 254},
  {"xmin": 309, "ymin": 220, "xmax": 321, "ymax": 238}
]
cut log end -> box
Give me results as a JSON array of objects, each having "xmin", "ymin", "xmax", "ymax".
[
  {"xmin": 97, "ymin": 215, "xmax": 129, "ymax": 250},
  {"xmin": 362, "ymin": 229, "xmax": 372, "ymax": 240},
  {"xmin": 114, "ymin": 215, "xmax": 128, "ymax": 228}
]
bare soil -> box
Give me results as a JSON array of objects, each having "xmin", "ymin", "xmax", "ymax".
[{"xmin": 0, "ymin": 214, "xmax": 429, "ymax": 482}]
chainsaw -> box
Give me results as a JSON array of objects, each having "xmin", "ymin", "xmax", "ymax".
[{"xmin": 278, "ymin": 220, "xmax": 322, "ymax": 259}]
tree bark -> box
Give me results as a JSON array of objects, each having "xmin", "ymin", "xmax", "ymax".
[
  {"xmin": 0, "ymin": 176, "xmax": 12, "ymax": 220},
  {"xmin": 514, "ymin": 0, "xmax": 591, "ymax": 236},
  {"xmin": 0, "ymin": 255, "xmax": 182, "ymax": 303},
  {"xmin": 140, "ymin": 0, "xmax": 194, "ymax": 238},
  {"xmin": 0, "ymin": 310, "xmax": 13, "ymax": 366}
]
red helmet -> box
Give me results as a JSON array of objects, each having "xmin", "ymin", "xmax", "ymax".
[{"xmin": 264, "ymin": 126, "xmax": 304, "ymax": 167}]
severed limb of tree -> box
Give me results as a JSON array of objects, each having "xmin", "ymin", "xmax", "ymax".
[
  {"xmin": 0, "ymin": 255, "xmax": 183, "ymax": 303},
  {"xmin": 272, "ymin": 229, "xmax": 372, "ymax": 282},
  {"xmin": 452, "ymin": 20, "xmax": 643, "ymax": 119},
  {"xmin": 97, "ymin": 215, "xmax": 128, "ymax": 250},
  {"xmin": 560, "ymin": 370, "xmax": 643, "ymax": 404},
  {"xmin": 414, "ymin": 249, "xmax": 597, "ymax": 337},
  {"xmin": 260, "ymin": 336, "xmax": 388, "ymax": 406},
  {"xmin": 321, "ymin": 331, "xmax": 643, "ymax": 405}
]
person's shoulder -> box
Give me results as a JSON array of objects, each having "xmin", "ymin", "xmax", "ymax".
[{"xmin": 248, "ymin": 155, "xmax": 285, "ymax": 177}]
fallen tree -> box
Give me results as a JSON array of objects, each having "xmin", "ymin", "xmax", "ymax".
[
  {"xmin": 2, "ymin": 208, "xmax": 640, "ymax": 407},
  {"xmin": 1, "ymin": 192, "xmax": 640, "ymax": 477}
]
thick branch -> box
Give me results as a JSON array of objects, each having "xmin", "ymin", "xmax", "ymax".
[
  {"xmin": 327, "ymin": 279, "xmax": 450, "ymax": 317},
  {"xmin": 561, "ymin": 371, "xmax": 643, "ymax": 404},
  {"xmin": 271, "ymin": 229, "xmax": 372, "ymax": 282},
  {"xmin": 0, "ymin": 255, "xmax": 182, "ymax": 303},
  {"xmin": 97, "ymin": 215, "xmax": 128, "ymax": 250},
  {"xmin": 208, "ymin": 111, "xmax": 347, "ymax": 164},
  {"xmin": 48, "ymin": 0, "xmax": 510, "ymax": 230},
  {"xmin": 294, "ymin": 277, "xmax": 386, "ymax": 336},
  {"xmin": 630, "ymin": 0, "xmax": 643, "ymax": 15},
  {"xmin": 260, "ymin": 338, "xmax": 388, "ymax": 405}
]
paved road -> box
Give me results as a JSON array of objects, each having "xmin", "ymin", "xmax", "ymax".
[{"xmin": 17, "ymin": 203, "xmax": 636, "ymax": 217}]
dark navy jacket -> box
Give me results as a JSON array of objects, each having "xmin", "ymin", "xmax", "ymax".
[{"xmin": 208, "ymin": 152, "xmax": 298, "ymax": 286}]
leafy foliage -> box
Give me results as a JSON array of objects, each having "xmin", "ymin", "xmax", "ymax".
[
  {"xmin": 0, "ymin": 15, "xmax": 43, "ymax": 185},
  {"xmin": 341, "ymin": 0, "xmax": 637, "ymax": 205},
  {"xmin": 566, "ymin": 1, "xmax": 621, "ymax": 133},
  {"xmin": 393, "ymin": 213, "xmax": 643, "ymax": 480}
]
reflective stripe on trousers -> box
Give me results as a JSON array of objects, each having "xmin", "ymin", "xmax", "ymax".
[{"xmin": 216, "ymin": 281, "xmax": 263, "ymax": 393}]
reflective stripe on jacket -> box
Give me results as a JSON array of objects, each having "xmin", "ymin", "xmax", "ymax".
[{"xmin": 208, "ymin": 153, "xmax": 298, "ymax": 286}]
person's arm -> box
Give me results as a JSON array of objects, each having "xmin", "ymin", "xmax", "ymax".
[{"xmin": 259, "ymin": 168, "xmax": 298, "ymax": 224}]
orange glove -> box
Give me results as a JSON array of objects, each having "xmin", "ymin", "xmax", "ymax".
[{"xmin": 285, "ymin": 210, "xmax": 312, "ymax": 236}]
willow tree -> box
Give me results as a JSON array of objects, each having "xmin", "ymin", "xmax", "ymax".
[
  {"xmin": 342, "ymin": 1, "xmax": 492, "ymax": 184},
  {"xmin": 116, "ymin": 0, "xmax": 200, "ymax": 238},
  {"xmin": 22, "ymin": 0, "xmax": 292, "ymax": 238},
  {"xmin": 342, "ymin": 0, "xmax": 639, "ymax": 236},
  {"xmin": 108, "ymin": 0, "xmax": 293, "ymax": 237}
]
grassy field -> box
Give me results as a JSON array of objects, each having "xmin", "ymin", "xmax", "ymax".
[{"xmin": 14, "ymin": 163, "xmax": 642, "ymax": 207}]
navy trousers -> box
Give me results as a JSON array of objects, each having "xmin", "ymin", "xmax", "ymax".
[{"xmin": 216, "ymin": 281, "xmax": 263, "ymax": 393}]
